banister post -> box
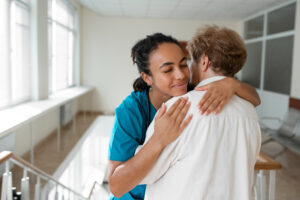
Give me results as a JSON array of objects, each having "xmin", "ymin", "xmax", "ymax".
[
  {"xmin": 55, "ymin": 184, "xmax": 59, "ymax": 200},
  {"xmin": 21, "ymin": 168, "xmax": 30, "ymax": 200},
  {"xmin": 34, "ymin": 176, "xmax": 41, "ymax": 200},
  {"xmin": 1, "ymin": 161, "xmax": 13, "ymax": 200}
]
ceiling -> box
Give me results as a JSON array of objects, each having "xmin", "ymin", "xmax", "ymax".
[{"xmin": 78, "ymin": 0, "xmax": 289, "ymax": 20}]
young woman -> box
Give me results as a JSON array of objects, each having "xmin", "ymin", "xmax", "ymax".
[{"xmin": 108, "ymin": 33, "xmax": 260, "ymax": 200}]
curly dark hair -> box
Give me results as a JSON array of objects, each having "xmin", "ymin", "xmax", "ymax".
[{"xmin": 131, "ymin": 33, "xmax": 182, "ymax": 91}]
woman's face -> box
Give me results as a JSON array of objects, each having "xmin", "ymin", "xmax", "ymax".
[{"xmin": 146, "ymin": 42, "xmax": 190, "ymax": 99}]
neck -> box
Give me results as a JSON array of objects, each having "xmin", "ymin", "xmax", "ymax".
[
  {"xmin": 199, "ymin": 68, "xmax": 222, "ymax": 82},
  {"xmin": 148, "ymin": 88, "xmax": 170, "ymax": 110}
]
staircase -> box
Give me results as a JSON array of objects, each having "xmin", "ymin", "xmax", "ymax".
[{"xmin": 0, "ymin": 151, "xmax": 103, "ymax": 200}]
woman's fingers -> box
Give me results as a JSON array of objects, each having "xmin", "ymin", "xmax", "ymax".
[
  {"xmin": 198, "ymin": 92, "xmax": 211, "ymax": 110},
  {"xmin": 171, "ymin": 97, "xmax": 188, "ymax": 119},
  {"xmin": 179, "ymin": 114, "xmax": 193, "ymax": 132},
  {"xmin": 175, "ymin": 100, "xmax": 191, "ymax": 125},
  {"xmin": 167, "ymin": 98, "xmax": 182, "ymax": 116},
  {"xmin": 155, "ymin": 103, "xmax": 166, "ymax": 120},
  {"xmin": 200, "ymin": 93, "xmax": 218, "ymax": 114},
  {"xmin": 214, "ymin": 98, "xmax": 229, "ymax": 115},
  {"xmin": 204, "ymin": 97, "xmax": 222, "ymax": 115},
  {"xmin": 195, "ymin": 85, "xmax": 209, "ymax": 91}
]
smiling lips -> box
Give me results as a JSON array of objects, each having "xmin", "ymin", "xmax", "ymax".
[{"xmin": 172, "ymin": 82, "xmax": 188, "ymax": 89}]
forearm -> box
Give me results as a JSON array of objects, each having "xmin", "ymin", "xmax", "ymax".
[
  {"xmin": 109, "ymin": 135, "xmax": 164, "ymax": 198},
  {"xmin": 232, "ymin": 78, "xmax": 261, "ymax": 107}
]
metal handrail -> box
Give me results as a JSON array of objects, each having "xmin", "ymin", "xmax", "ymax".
[
  {"xmin": 88, "ymin": 181, "xmax": 103, "ymax": 199},
  {"xmin": 0, "ymin": 151, "xmax": 88, "ymax": 200},
  {"xmin": 1, "ymin": 150, "xmax": 280, "ymax": 199}
]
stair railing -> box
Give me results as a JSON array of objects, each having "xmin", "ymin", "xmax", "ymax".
[
  {"xmin": 0, "ymin": 151, "xmax": 88, "ymax": 200},
  {"xmin": 88, "ymin": 181, "xmax": 103, "ymax": 200}
]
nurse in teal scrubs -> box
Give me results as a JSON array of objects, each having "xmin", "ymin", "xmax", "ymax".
[{"xmin": 108, "ymin": 33, "xmax": 260, "ymax": 200}]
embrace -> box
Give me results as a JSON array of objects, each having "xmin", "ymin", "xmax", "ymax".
[{"xmin": 108, "ymin": 25, "xmax": 261, "ymax": 200}]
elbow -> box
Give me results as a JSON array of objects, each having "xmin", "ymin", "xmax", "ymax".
[
  {"xmin": 110, "ymin": 190, "xmax": 123, "ymax": 198},
  {"xmin": 254, "ymin": 97, "xmax": 261, "ymax": 107},
  {"xmin": 108, "ymin": 179, "xmax": 125, "ymax": 198},
  {"xmin": 109, "ymin": 184, "xmax": 124, "ymax": 198}
]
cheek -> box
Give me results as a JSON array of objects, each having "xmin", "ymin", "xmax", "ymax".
[
  {"xmin": 184, "ymin": 67, "xmax": 190, "ymax": 80},
  {"xmin": 151, "ymin": 73, "xmax": 174, "ymax": 93},
  {"xmin": 156, "ymin": 73, "xmax": 172, "ymax": 87}
]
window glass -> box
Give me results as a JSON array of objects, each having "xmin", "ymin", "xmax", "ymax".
[
  {"xmin": 0, "ymin": 0, "xmax": 9, "ymax": 108},
  {"xmin": 11, "ymin": 2, "xmax": 31, "ymax": 103},
  {"xmin": 264, "ymin": 36, "xmax": 294, "ymax": 94},
  {"xmin": 267, "ymin": 3, "xmax": 296, "ymax": 35},
  {"xmin": 54, "ymin": 24, "xmax": 69, "ymax": 91},
  {"xmin": 49, "ymin": 0, "xmax": 75, "ymax": 93},
  {"xmin": 0, "ymin": 0, "xmax": 31, "ymax": 109},
  {"xmin": 244, "ymin": 16, "xmax": 264, "ymax": 39},
  {"xmin": 241, "ymin": 42, "xmax": 262, "ymax": 88},
  {"xmin": 54, "ymin": 0, "xmax": 70, "ymax": 26}
]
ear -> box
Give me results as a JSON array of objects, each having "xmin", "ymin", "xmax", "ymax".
[
  {"xmin": 141, "ymin": 72, "xmax": 153, "ymax": 86},
  {"xmin": 200, "ymin": 54, "xmax": 210, "ymax": 72}
]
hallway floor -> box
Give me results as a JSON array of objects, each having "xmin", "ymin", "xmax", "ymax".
[
  {"xmin": 5, "ymin": 113, "xmax": 300, "ymax": 200},
  {"xmin": 9, "ymin": 112, "xmax": 101, "ymax": 198},
  {"xmin": 261, "ymin": 133, "xmax": 300, "ymax": 200}
]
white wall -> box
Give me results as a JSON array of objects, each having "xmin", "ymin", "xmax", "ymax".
[{"xmin": 80, "ymin": 7, "xmax": 243, "ymax": 113}]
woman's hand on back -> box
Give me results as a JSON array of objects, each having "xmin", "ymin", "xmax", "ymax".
[
  {"xmin": 195, "ymin": 77, "xmax": 235, "ymax": 115},
  {"xmin": 152, "ymin": 97, "xmax": 193, "ymax": 148}
]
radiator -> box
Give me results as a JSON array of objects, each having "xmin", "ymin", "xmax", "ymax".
[{"xmin": 60, "ymin": 101, "xmax": 73, "ymax": 126}]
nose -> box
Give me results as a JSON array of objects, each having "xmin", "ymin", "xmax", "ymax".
[{"xmin": 174, "ymin": 67, "xmax": 186, "ymax": 80}]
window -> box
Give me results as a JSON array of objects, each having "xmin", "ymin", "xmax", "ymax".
[
  {"xmin": 0, "ymin": 0, "xmax": 31, "ymax": 110},
  {"xmin": 267, "ymin": 3, "xmax": 296, "ymax": 35},
  {"xmin": 244, "ymin": 16, "xmax": 264, "ymax": 40},
  {"xmin": 264, "ymin": 36, "xmax": 294, "ymax": 94},
  {"xmin": 242, "ymin": 42, "xmax": 262, "ymax": 88},
  {"xmin": 242, "ymin": 1, "xmax": 296, "ymax": 95},
  {"xmin": 48, "ymin": 0, "xmax": 76, "ymax": 94}
]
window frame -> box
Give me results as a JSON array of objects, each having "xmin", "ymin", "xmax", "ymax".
[
  {"xmin": 48, "ymin": 0, "xmax": 77, "ymax": 95},
  {"xmin": 242, "ymin": 0, "xmax": 296, "ymax": 93},
  {"xmin": 0, "ymin": 0, "xmax": 31, "ymax": 111}
]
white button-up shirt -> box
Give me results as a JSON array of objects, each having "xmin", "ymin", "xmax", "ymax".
[{"xmin": 138, "ymin": 76, "xmax": 261, "ymax": 200}]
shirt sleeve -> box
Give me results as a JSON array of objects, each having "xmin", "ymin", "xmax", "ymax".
[
  {"xmin": 139, "ymin": 97, "xmax": 182, "ymax": 185},
  {"xmin": 108, "ymin": 100, "xmax": 144, "ymax": 162}
]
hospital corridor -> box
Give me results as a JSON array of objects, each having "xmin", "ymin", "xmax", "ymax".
[{"xmin": 0, "ymin": 0, "xmax": 300, "ymax": 199}]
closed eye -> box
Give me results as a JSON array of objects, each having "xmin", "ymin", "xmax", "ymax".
[
  {"xmin": 180, "ymin": 64, "xmax": 188, "ymax": 68},
  {"xmin": 163, "ymin": 68, "xmax": 172, "ymax": 73}
]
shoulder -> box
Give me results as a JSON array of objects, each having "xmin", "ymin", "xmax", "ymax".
[
  {"xmin": 113, "ymin": 90, "xmax": 148, "ymax": 139},
  {"xmin": 164, "ymin": 90, "xmax": 206, "ymax": 110},
  {"xmin": 109, "ymin": 91, "xmax": 148, "ymax": 161},
  {"xmin": 115, "ymin": 90, "xmax": 147, "ymax": 117},
  {"xmin": 229, "ymin": 96, "xmax": 259, "ymax": 120}
]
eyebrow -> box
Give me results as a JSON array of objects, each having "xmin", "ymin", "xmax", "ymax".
[{"xmin": 159, "ymin": 56, "xmax": 187, "ymax": 69}]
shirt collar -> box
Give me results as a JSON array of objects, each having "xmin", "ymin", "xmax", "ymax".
[{"xmin": 196, "ymin": 76, "xmax": 226, "ymax": 87}]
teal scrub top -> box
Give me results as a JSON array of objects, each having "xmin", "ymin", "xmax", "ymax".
[{"xmin": 108, "ymin": 90, "xmax": 157, "ymax": 200}]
